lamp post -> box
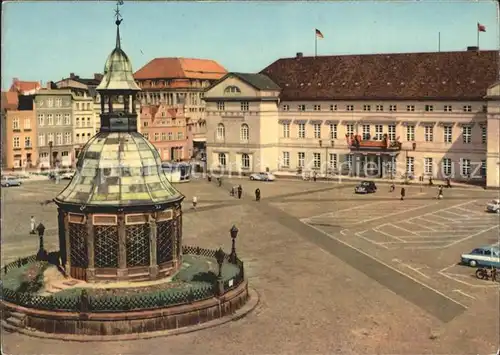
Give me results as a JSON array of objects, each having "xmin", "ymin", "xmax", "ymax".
[
  {"xmin": 36, "ymin": 222, "xmax": 46, "ymax": 260},
  {"xmin": 48, "ymin": 141, "xmax": 53, "ymax": 169},
  {"xmin": 229, "ymin": 225, "xmax": 239, "ymax": 264},
  {"xmin": 214, "ymin": 247, "xmax": 225, "ymax": 279}
]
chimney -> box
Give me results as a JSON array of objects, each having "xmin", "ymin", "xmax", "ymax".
[
  {"xmin": 70, "ymin": 73, "xmax": 75, "ymax": 78},
  {"xmin": 467, "ymin": 46, "xmax": 479, "ymax": 51},
  {"xmin": 46, "ymin": 81, "xmax": 54, "ymax": 89},
  {"xmin": 296, "ymin": 52, "xmax": 303, "ymax": 58}
]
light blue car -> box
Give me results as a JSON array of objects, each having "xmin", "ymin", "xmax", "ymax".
[
  {"xmin": 461, "ymin": 245, "xmax": 500, "ymax": 268},
  {"xmin": 1, "ymin": 176, "xmax": 22, "ymax": 187}
]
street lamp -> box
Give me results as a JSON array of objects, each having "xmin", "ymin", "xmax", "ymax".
[
  {"xmin": 36, "ymin": 222, "xmax": 46, "ymax": 260},
  {"xmin": 48, "ymin": 141, "xmax": 53, "ymax": 169},
  {"xmin": 214, "ymin": 247, "xmax": 225, "ymax": 279},
  {"xmin": 229, "ymin": 225, "xmax": 239, "ymax": 264}
]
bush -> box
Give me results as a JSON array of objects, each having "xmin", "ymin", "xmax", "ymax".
[{"xmin": 17, "ymin": 261, "xmax": 49, "ymax": 293}]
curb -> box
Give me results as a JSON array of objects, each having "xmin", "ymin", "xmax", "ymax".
[{"xmin": 1, "ymin": 287, "xmax": 260, "ymax": 342}]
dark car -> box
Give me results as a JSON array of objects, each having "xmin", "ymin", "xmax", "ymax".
[{"xmin": 355, "ymin": 181, "xmax": 377, "ymax": 194}]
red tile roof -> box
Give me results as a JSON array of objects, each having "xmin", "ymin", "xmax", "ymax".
[
  {"xmin": 9, "ymin": 79, "xmax": 41, "ymax": 94},
  {"xmin": 1, "ymin": 91, "xmax": 19, "ymax": 110},
  {"xmin": 260, "ymin": 50, "xmax": 499, "ymax": 101},
  {"xmin": 134, "ymin": 58, "xmax": 227, "ymax": 80}
]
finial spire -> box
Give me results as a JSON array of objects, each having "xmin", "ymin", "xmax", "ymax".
[{"xmin": 114, "ymin": 0, "xmax": 124, "ymax": 49}]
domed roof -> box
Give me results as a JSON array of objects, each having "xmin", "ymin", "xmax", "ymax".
[
  {"xmin": 55, "ymin": 132, "xmax": 183, "ymax": 209},
  {"xmin": 96, "ymin": 47, "xmax": 141, "ymax": 91}
]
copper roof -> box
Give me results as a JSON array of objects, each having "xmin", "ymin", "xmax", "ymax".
[
  {"xmin": 134, "ymin": 58, "xmax": 227, "ymax": 80},
  {"xmin": 260, "ymin": 50, "xmax": 499, "ymax": 101}
]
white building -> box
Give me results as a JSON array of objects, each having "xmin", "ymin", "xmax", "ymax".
[{"xmin": 204, "ymin": 50, "xmax": 500, "ymax": 188}]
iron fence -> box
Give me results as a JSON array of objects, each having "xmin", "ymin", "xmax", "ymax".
[{"xmin": 0, "ymin": 246, "xmax": 244, "ymax": 313}]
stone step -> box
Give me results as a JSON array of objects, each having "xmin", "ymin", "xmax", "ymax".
[
  {"xmin": 5, "ymin": 316, "xmax": 23, "ymax": 327},
  {"xmin": 1, "ymin": 320, "xmax": 16, "ymax": 333},
  {"xmin": 9, "ymin": 312, "xmax": 26, "ymax": 320}
]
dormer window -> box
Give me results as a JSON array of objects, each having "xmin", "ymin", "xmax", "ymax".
[{"xmin": 224, "ymin": 86, "xmax": 241, "ymax": 94}]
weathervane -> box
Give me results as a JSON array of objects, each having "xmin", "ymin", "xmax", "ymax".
[{"xmin": 114, "ymin": 0, "xmax": 124, "ymax": 26}]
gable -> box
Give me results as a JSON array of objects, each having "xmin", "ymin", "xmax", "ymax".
[{"xmin": 204, "ymin": 75, "xmax": 260, "ymax": 99}]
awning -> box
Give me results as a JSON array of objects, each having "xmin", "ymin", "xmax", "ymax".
[{"xmin": 193, "ymin": 138, "xmax": 207, "ymax": 142}]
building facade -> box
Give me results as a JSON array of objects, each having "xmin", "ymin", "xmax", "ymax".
[
  {"xmin": 140, "ymin": 104, "xmax": 191, "ymax": 161},
  {"xmin": 205, "ymin": 50, "xmax": 500, "ymax": 188},
  {"xmin": 134, "ymin": 58, "xmax": 227, "ymax": 158},
  {"xmin": 2, "ymin": 93, "xmax": 37, "ymax": 169},
  {"xmin": 34, "ymin": 87, "xmax": 74, "ymax": 168}
]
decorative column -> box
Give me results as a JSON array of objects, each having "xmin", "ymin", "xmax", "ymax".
[
  {"xmin": 117, "ymin": 214, "xmax": 128, "ymax": 280},
  {"xmin": 149, "ymin": 215, "xmax": 159, "ymax": 279},
  {"xmin": 85, "ymin": 216, "xmax": 96, "ymax": 282},
  {"xmin": 63, "ymin": 212, "xmax": 71, "ymax": 272}
]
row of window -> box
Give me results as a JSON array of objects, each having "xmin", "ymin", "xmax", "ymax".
[
  {"xmin": 75, "ymin": 133, "xmax": 92, "ymax": 143},
  {"xmin": 282, "ymin": 104, "xmax": 479, "ymax": 113},
  {"xmin": 39, "ymin": 151, "xmax": 69, "ymax": 159},
  {"xmin": 75, "ymin": 102, "xmax": 92, "ymax": 111},
  {"xmin": 12, "ymin": 136, "xmax": 32, "ymax": 149},
  {"xmin": 216, "ymin": 123, "xmax": 249, "ymax": 142},
  {"xmin": 38, "ymin": 98, "xmax": 64, "ymax": 108},
  {"xmin": 38, "ymin": 114, "xmax": 71, "ymax": 126},
  {"xmin": 215, "ymin": 151, "xmax": 486, "ymax": 178},
  {"xmin": 37, "ymin": 132, "xmax": 72, "ymax": 147},
  {"xmin": 11, "ymin": 118, "xmax": 32, "ymax": 130},
  {"xmin": 279, "ymin": 152, "xmax": 486, "ymax": 177},
  {"xmin": 142, "ymin": 132, "xmax": 185, "ymax": 141},
  {"xmin": 281, "ymin": 122, "xmax": 487, "ymax": 144},
  {"xmin": 75, "ymin": 117, "xmax": 93, "ymax": 128},
  {"xmin": 216, "ymin": 102, "xmax": 249, "ymax": 111}
]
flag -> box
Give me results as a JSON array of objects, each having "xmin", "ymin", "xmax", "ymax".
[
  {"xmin": 315, "ymin": 29, "xmax": 324, "ymax": 39},
  {"xmin": 477, "ymin": 23, "xmax": 486, "ymax": 32}
]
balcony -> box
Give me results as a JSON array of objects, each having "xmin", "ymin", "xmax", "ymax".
[{"xmin": 347, "ymin": 134, "xmax": 402, "ymax": 151}]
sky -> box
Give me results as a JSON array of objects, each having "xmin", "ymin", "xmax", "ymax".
[{"xmin": 2, "ymin": 0, "xmax": 500, "ymax": 90}]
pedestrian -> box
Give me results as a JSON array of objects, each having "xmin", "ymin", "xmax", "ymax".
[
  {"xmin": 446, "ymin": 177, "xmax": 452, "ymax": 188},
  {"xmin": 237, "ymin": 185, "xmax": 243, "ymax": 199},
  {"xmin": 389, "ymin": 183, "xmax": 395, "ymax": 192},
  {"xmin": 30, "ymin": 216, "xmax": 36, "ymax": 234},
  {"xmin": 428, "ymin": 177, "xmax": 433, "ymax": 186},
  {"xmin": 217, "ymin": 177, "xmax": 222, "ymax": 187},
  {"xmin": 207, "ymin": 174, "xmax": 212, "ymax": 182},
  {"xmin": 400, "ymin": 187, "xmax": 406, "ymax": 201},
  {"xmin": 255, "ymin": 188, "xmax": 261, "ymax": 201},
  {"xmin": 192, "ymin": 196, "xmax": 198, "ymax": 209},
  {"xmin": 437, "ymin": 186, "xmax": 443, "ymax": 199},
  {"xmin": 313, "ymin": 171, "xmax": 317, "ymax": 182}
]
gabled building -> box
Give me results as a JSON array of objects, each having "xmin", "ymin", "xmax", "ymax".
[
  {"xmin": 9, "ymin": 78, "xmax": 41, "ymax": 96},
  {"xmin": 205, "ymin": 50, "xmax": 500, "ymax": 188},
  {"xmin": 134, "ymin": 57, "xmax": 227, "ymax": 159},
  {"xmin": 140, "ymin": 104, "xmax": 190, "ymax": 161},
  {"xmin": 2, "ymin": 92, "xmax": 37, "ymax": 169}
]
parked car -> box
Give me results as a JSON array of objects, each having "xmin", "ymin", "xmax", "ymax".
[
  {"xmin": 355, "ymin": 181, "xmax": 377, "ymax": 194},
  {"xmin": 486, "ymin": 199, "xmax": 500, "ymax": 213},
  {"xmin": 61, "ymin": 171, "xmax": 75, "ymax": 180},
  {"xmin": 249, "ymin": 172, "xmax": 276, "ymax": 181},
  {"xmin": 1, "ymin": 176, "xmax": 22, "ymax": 187},
  {"xmin": 461, "ymin": 245, "xmax": 500, "ymax": 268}
]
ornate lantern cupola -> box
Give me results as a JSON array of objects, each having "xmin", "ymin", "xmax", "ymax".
[{"xmin": 96, "ymin": 4, "xmax": 141, "ymax": 133}]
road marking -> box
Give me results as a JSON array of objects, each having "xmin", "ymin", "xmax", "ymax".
[
  {"xmin": 429, "ymin": 213, "xmax": 458, "ymax": 222},
  {"xmin": 302, "ymin": 200, "xmax": 389, "ymax": 220},
  {"xmin": 304, "ymin": 222, "xmax": 467, "ymax": 309},
  {"xmin": 383, "ymin": 240, "xmax": 454, "ymax": 244},
  {"xmin": 372, "ymin": 227, "xmax": 406, "ymax": 242},
  {"xmin": 354, "ymin": 230, "xmax": 391, "ymax": 249},
  {"xmin": 453, "ymin": 289, "xmax": 476, "ymax": 300},
  {"xmin": 401, "ymin": 263, "xmax": 430, "ymax": 279},
  {"xmin": 400, "ymin": 220, "xmax": 437, "ymax": 231},
  {"xmin": 453, "ymin": 206, "xmax": 487, "ymax": 216},
  {"xmin": 350, "ymin": 202, "xmax": 439, "ymax": 225},
  {"xmin": 340, "ymin": 229, "xmax": 349, "ymax": 236},
  {"xmin": 413, "ymin": 217, "xmax": 450, "ymax": 228},
  {"xmin": 378, "ymin": 223, "xmax": 420, "ymax": 236},
  {"xmin": 439, "ymin": 271, "xmax": 499, "ymax": 288},
  {"xmin": 445, "ymin": 224, "xmax": 500, "ymax": 247}
]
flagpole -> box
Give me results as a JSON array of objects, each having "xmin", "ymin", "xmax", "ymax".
[
  {"xmin": 315, "ymin": 30, "xmax": 317, "ymax": 57},
  {"xmin": 438, "ymin": 32, "xmax": 441, "ymax": 52},
  {"xmin": 477, "ymin": 23, "xmax": 480, "ymax": 49}
]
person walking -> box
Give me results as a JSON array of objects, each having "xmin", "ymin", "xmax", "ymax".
[
  {"xmin": 437, "ymin": 185, "xmax": 443, "ymax": 199},
  {"xmin": 255, "ymin": 188, "xmax": 261, "ymax": 201},
  {"xmin": 389, "ymin": 183, "xmax": 395, "ymax": 192},
  {"xmin": 30, "ymin": 216, "xmax": 36, "ymax": 234},
  {"xmin": 192, "ymin": 196, "xmax": 198, "ymax": 209},
  {"xmin": 237, "ymin": 185, "xmax": 243, "ymax": 199},
  {"xmin": 400, "ymin": 187, "xmax": 406, "ymax": 201},
  {"xmin": 217, "ymin": 177, "xmax": 222, "ymax": 187},
  {"xmin": 313, "ymin": 171, "xmax": 317, "ymax": 182}
]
